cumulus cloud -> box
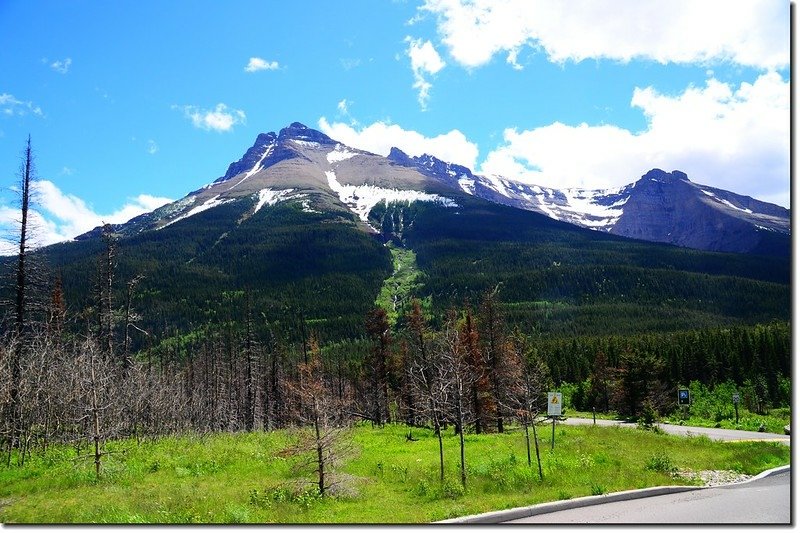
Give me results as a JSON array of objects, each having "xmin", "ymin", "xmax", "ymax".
[
  {"xmin": 480, "ymin": 72, "xmax": 789, "ymax": 206},
  {"xmin": 0, "ymin": 93, "xmax": 43, "ymax": 117},
  {"xmin": 174, "ymin": 103, "xmax": 246, "ymax": 132},
  {"xmin": 421, "ymin": 0, "xmax": 788, "ymax": 70},
  {"xmin": 244, "ymin": 57, "xmax": 280, "ymax": 72},
  {"xmin": 146, "ymin": 139, "xmax": 159, "ymax": 155},
  {"xmin": 405, "ymin": 37, "xmax": 446, "ymax": 109},
  {"xmin": 0, "ymin": 180, "xmax": 172, "ymax": 253},
  {"xmin": 318, "ymin": 117, "xmax": 478, "ymax": 170},
  {"xmin": 50, "ymin": 57, "xmax": 72, "ymax": 74}
]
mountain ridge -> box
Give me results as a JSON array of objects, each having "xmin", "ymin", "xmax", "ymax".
[
  {"xmin": 40, "ymin": 121, "xmax": 790, "ymax": 350},
  {"xmin": 78, "ymin": 122, "xmax": 789, "ymax": 256},
  {"xmin": 386, "ymin": 146, "xmax": 789, "ymax": 256}
]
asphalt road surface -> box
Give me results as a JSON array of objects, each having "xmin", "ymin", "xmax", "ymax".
[
  {"xmin": 562, "ymin": 418, "xmax": 790, "ymax": 445},
  {"xmin": 506, "ymin": 469, "xmax": 790, "ymax": 524}
]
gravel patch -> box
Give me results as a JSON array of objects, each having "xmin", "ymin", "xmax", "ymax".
[{"xmin": 674, "ymin": 469, "xmax": 752, "ymax": 487}]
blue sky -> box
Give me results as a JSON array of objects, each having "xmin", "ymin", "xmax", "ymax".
[{"xmin": 0, "ymin": 0, "xmax": 790, "ymax": 247}]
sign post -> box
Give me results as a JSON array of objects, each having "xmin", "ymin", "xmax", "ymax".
[
  {"xmin": 678, "ymin": 388, "xmax": 691, "ymax": 419},
  {"xmin": 547, "ymin": 392, "xmax": 562, "ymax": 450},
  {"xmin": 732, "ymin": 393, "xmax": 740, "ymax": 424}
]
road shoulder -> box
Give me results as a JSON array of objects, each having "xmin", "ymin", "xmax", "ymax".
[{"xmin": 436, "ymin": 464, "xmax": 790, "ymax": 524}]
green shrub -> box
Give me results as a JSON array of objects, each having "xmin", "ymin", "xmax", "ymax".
[
  {"xmin": 440, "ymin": 478, "xmax": 465, "ymax": 499},
  {"xmin": 644, "ymin": 452, "xmax": 677, "ymax": 475}
]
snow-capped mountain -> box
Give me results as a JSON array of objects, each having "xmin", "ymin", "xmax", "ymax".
[
  {"xmin": 80, "ymin": 122, "xmax": 789, "ymax": 256},
  {"xmin": 81, "ymin": 123, "xmax": 461, "ymax": 239},
  {"xmin": 388, "ymin": 149, "xmax": 790, "ymax": 256},
  {"xmin": 54, "ymin": 121, "xmax": 790, "ymax": 347}
]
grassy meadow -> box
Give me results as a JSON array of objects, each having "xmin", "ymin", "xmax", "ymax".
[{"xmin": 0, "ymin": 422, "xmax": 789, "ymax": 524}]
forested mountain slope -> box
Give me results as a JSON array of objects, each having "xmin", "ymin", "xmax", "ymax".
[{"xmin": 6, "ymin": 122, "xmax": 788, "ymax": 349}]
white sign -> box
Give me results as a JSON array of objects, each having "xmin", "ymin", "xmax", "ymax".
[{"xmin": 547, "ymin": 392, "xmax": 562, "ymax": 417}]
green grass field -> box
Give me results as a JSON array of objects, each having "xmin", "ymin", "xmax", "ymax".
[{"xmin": 0, "ymin": 423, "xmax": 789, "ymax": 524}]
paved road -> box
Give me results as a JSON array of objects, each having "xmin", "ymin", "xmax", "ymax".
[
  {"xmin": 506, "ymin": 468, "xmax": 790, "ymax": 524},
  {"xmin": 562, "ymin": 417, "xmax": 790, "ymax": 444}
]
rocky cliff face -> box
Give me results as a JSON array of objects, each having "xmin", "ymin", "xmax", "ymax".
[{"xmin": 612, "ymin": 169, "xmax": 788, "ymax": 255}]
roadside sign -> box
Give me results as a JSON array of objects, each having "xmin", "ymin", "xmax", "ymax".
[
  {"xmin": 678, "ymin": 389, "xmax": 691, "ymax": 406},
  {"xmin": 547, "ymin": 392, "xmax": 562, "ymax": 416},
  {"xmin": 732, "ymin": 393, "xmax": 740, "ymax": 404}
]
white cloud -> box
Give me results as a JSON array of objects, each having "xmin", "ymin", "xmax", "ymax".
[
  {"xmin": 0, "ymin": 180, "xmax": 173, "ymax": 253},
  {"xmin": 146, "ymin": 139, "xmax": 159, "ymax": 155},
  {"xmin": 318, "ymin": 117, "xmax": 478, "ymax": 171},
  {"xmin": 337, "ymin": 99, "xmax": 350, "ymax": 114},
  {"xmin": 405, "ymin": 37, "xmax": 446, "ymax": 109},
  {"xmin": 421, "ymin": 0, "xmax": 789, "ymax": 70},
  {"xmin": 50, "ymin": 57, "xmax": 72, "ymax": 74},
  {"xmin": 244, "ymin": 57, "xmax": 280, "ymax": 72},
  {"xmin": 174, "ymin": 103, "xmax": 246, "ymax": 132},
  {"xmin": 340, "ymin": 58, "xmax": 361, "ymax": 70},
  {"xmin": 0, "ymin": 93, "xmax": 43, "ymax": 117},
  {"xmin": 480, "ymin": 72, "xmax": 789, "ymax": 206}
]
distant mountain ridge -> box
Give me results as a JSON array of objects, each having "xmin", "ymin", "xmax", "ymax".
[{"xmin": 387, "ymin": 148, "xmax": 789, "ymax": 256}]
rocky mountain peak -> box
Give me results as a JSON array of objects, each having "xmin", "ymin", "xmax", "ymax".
[
  {"xmin": 640, "ymin": 168, "xmax": 690, "ymax": 184},
  {"xmin": 387, "ymin": 146, "xmax": 415, "ymax": 166},
  {"xmin": 277, "ymin": 122, "xmax": 335, "ymax": 144}
]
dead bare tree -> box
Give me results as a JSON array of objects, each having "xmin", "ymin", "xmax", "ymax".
[
  {"xmin": 286, "ymin": 335, "xmax": 350, "ymax": 497},
  {"xmin": 96, "ymin": 224, "xmax": 117, "ymax": 358},
  {"xmin": 408, "ymin": 327, "xmax": 451, "ymax": 484},
  {"xmin": 121, "ymin": 274, "xmax": 145, "ymax": 368},
  {"xmin": 4, "ymin": 136, "xmax": 36, "ymax": 466},
  {"xmin": 242, "ymin": 294, "xmax": 257, "ymax": 432},
  {"xmin": 499, "ymin": 334, "xmax": 552, "ymax": 480},
  {"xmin": 440, "ymin": 311, "xmax": 477, "ymax": 488},
  {"xmin": 460, "ymin": 309, "xmax": 491, "ymax": 434},
  {"xmin": 68, "ymin": 341, "xmax": 122, "ymax": 480}
]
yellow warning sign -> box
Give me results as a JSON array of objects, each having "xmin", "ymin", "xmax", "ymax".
[{"xmin": 547, "ymin": 392, "xmax": 562, "ymax": 416}]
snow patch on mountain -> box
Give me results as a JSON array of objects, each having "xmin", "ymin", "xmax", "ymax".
[
  {"xmin": 556, "ymin": 189, "xmax": 628, "ymax": 228},
  {"xmin": 156, "ymin": 195, "xmax": 196, "ymax": 219},
  {"xmin": 160, "ymin": 195, "xmax": 233, "ymax": 229},
  {"xmin": 228, "ymin": 142, "xmax": 275, "ymax": 191},
  {"xmin": 326, "ymin": 144, "xmax": 357, "ymax": 164},
  {"xmin": 755, "ymin": 224, "xmax": 780, "ymax": 232},
  {"xmin": 458, "ymin": 171, "xmax": 628, "ymax": 230},
  {"xmin": 254, "ymin": 188, "xmax": 298, "ymax": 214},
  {"xmin": 325, "ymin": 170, "xmax": 457, "ymax": 223},
  {"xmin": 484, "ymin": 175, "xmax": 512, "ymax": 198},
  {"xmin": 700, "ymin": 189, "xmax": 754, "ymax": 214},
  {"xmin": 292, "ymin": 139, "xmax": 320, "ymax": 149},
  {"xmin": 458, "ymin": 177, "xmax": 475, "ymax": 194},
  {"xmin": 300, "ymin": 199, "xmax": 319, "ymax": 213}
]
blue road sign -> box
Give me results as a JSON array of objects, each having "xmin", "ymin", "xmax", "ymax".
[{"xmin": 678, "ymin": 389, "xmax": 691, "ymax": 405}]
